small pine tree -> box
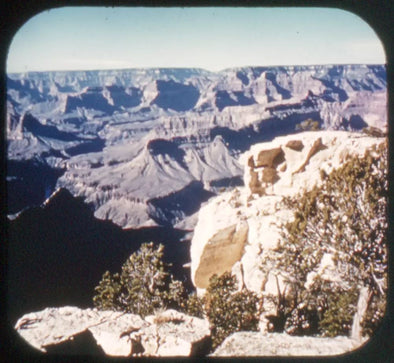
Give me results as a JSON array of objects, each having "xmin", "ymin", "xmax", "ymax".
[
  {"xmin": 93, "ymin": 242, "xmax": 187, "ymax": 317},
  {"xmin": 93, "ymin": 271, "xmax": 122, "ymax": 311}
]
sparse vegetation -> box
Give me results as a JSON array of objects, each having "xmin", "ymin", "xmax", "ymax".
[
  {"xmin": 263, "ymin": 142, "xmax": 387, "ymax": 338},
  {"xmin": 94, "ymin": 244, "xmax": 260, "ymax": 351},
  {"xmin": 362, "ymin": 126, "xmax": 386, "ymax": 138},
  {"xmin": 93, "ymin": 139, "xmax": 387, "ymax": 351}
]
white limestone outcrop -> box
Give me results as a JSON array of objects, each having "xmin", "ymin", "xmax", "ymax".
[
  {"xmin": 14, "ymin": 305, "xmax": 368, "ymax": 357},
  {"xmin": 191, "ymin": 131, "xmax": 385, "ymax": 306},
  {"xmin": 15, "ymin": 307, "xmax": 210, "ymax": 357}
]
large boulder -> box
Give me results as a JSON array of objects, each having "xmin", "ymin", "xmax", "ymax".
[
  {"xmin": 15, "ymin": 306, "xmax": 105, "ymax": 352},
  {"xmin": 142, "ymin": 309, "xmax": 211, "ymax": 356},
  {"xmin": 255, "ymin": 147, "xmax": 285, "ymax": 168},
  {"xmin": 14, "ymin": 307, "xmax": 211, "ymax": 357}
]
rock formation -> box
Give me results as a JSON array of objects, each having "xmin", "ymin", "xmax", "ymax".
[
  {"xmin": 194, "ymin": 222, "xmax": 248, "ymax": 288},
  {"xmin": 7, "ymin": 65, "xmax": 387, "ymax": 228},
  {"xmin": 15, "ymin": 307, "xmax": 211, "ymax": 357},
  {"xmin": 14, "ymin": 305, "xmax": 367, "ymax": 357},
  {"xmin": 190, "ymin": 131, "xmax": 386, "ymax": 319}
]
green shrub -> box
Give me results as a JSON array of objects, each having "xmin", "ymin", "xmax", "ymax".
[
  {"xmin": 185, "ymin": 292, "xmax": 205, "ymax": 319},
  {"xmin": 319, "ymin": 286, "xmax": 358, "ymax": 337},
  {"xmin": 361, "ymin": 292, "xmax": 387, "ymax": 337},
  {"xmin": 94, "ymin": 245, "xmax": 261, "ymax": 351},
  {"xmin": 203, "ymin": 272, "xmax": 261, "ymax": 349},
  {"xmin": 263, "ymin": 274, "xmax": 321, "ymax": 335},
  {"xmin": 93, "ymin": 242, "xmax": 187, "ymax": 317},
  {"xmin": 92, "ymin": 270, "xmax": 122, "ymax": 311}
]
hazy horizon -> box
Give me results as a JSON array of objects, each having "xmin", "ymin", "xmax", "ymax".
[{"xmin": 7, "ymin": 62, "xmax": 386, "ymax": 76}]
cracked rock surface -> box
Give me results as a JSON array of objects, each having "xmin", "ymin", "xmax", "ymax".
[{"xmin": 15, "ymin": 307, "xmax": 210, "ymax": 357}]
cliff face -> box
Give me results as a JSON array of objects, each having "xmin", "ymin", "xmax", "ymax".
[{"xmin": 191, "ymin": 131, "xmax": 385, "ymax": 302}]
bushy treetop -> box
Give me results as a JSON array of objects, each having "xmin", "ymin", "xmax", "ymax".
[{"xmin": 93, "ymin": 242, "xmax": 186, "ymax": 317}]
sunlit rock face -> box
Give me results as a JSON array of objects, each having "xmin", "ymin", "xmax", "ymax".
[
  {"xmin": 15, "ymin": 307, "xmax": 211, "ymax": 357},
  {"xmin": 14, "ymin": 305, "xmax": 365, "ymax": 357},
  {"xmin": 194, "ymin": 222, "xmax": 248, "ymax": 289},
  {"xmin": 7, "ymin": 65, "xmax": 386, "ymax": 228},
  {"xmin": 190, "ymin": 131, "xmax": 386, "ymax": 301}
]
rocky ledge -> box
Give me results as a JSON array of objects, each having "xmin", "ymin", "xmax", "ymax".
[
  {"xmin": 15, "ymin": 306, "xmax": 210, "ymax": 357},
  {"xmin": 212, "ymin": 331, "xmax": 364, "ymax": 356},
  {"xmin": 15, "ymin": 306, "xmax": 365, "ymax": 357},
  {"xmin": 190, "ymin": 130, "xmax": 386, "ymax": 314}
]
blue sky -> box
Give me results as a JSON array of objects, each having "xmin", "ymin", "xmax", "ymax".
[{"xmin": 6, "ymin": 7, "xmax": 386, "ymax": 73}]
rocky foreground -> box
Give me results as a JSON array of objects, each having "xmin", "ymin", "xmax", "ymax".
[
  {"xmin": 13, "ymin": 131, "xmax": 386, "ymax": 357},
  {"xmin": 15, "ymin": 306, "xmax": 363, "ymax": 357},
  {"xmin": 211, "ymin": 332, "xmax": 364, "ymax": 357},
  {"xmin": 15, "ymin": 306, "xmax": 210, "ymax": 357}
]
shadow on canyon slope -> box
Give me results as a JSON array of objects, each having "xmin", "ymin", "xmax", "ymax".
[{"xmin": 6, "ymin": 188, "xmax": 191, "ymax": 326}]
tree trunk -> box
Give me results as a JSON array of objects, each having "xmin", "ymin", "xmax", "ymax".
[{"xmin": 350, "ymin": 285, "xmax": 371, "ymax": 341}]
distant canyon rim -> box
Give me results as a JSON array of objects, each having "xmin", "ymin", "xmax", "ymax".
[{"xmin": 7, "ymin": 64, "xmax": 386, "ymax": 229}]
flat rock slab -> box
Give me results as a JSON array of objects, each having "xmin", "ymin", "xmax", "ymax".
[
  {"xmin": 211, "ymin": 332, "xmax": 364, "ymax": 356},
  {"xmin": 15, "ymin": 306, "xmax": 106, "ymax": 351},
  {"xmin": 15, "ymin": 306, "xmax": 210, "ymax": 357}
]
